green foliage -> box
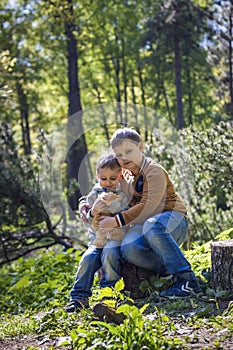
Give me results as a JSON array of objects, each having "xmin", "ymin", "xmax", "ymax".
[
  {"xmin": 94, "ymin": 278, "xmax": 132, "ymax": 309},
  {"xmin": 0, "ymin": 123, "xmax": 74, "ymax": 265},
  {"xmin": 70, "ymin": 280, "xmax": 185, "ymax": 350},
  {"xmin": 0, "ymin": 248, "xmax": 82, "ymax": 314},
  {"xmin": 182, "ymin": 122, "xmax": 233, "ymax": 243},
  {"xmin": 1, "ymin": 0, "xmax": 232, "ymax": 137},
  {"xmin": 0, "ymin": 228, "xmax": 233, "ymax": 348},
  {"xmin": 0, "ymin": 1, "xmax": 233, "ymax": 347},
  {"xmin": 150, "ymin": 121, "xmax": 233, "ymax": 244},
  {"xmin": 0, "ymin": 314, "xmax": 39, "ymax": 338},
  {"xmin": 186, "ymin": 228, "xmax": 233, "ymax": 280},
  {"xmin": 0, "ymin": 123, "xmax": 44, "ymax": 227}
]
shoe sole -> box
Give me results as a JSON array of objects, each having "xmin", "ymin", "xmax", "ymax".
[{"xmin": 160, "ymin": 291, "xmax": 202, "ymax": 299}]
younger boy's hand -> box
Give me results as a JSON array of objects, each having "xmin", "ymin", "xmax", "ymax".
[{"xmin": 79, "ymin": 202, "xmax": 91, "ymax": 223}]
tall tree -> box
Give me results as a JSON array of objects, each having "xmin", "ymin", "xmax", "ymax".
[
  {"xmin": 64, "ymin": 0, "xmax": 89, "ymax": 210},
  {"xmin": 143, "ymin": 0, "xmax": 213, "ymax": 129},
  {"xmin": 212, "ymin": 0, "xmax": 233, "ymax": 119},
  {"xmin": 36, "ymin": 0, "xmax": 90, "ymax": 209},
  {"xmin": 0, "ymin": 3, "xmax": 35, "ymax": 154}
]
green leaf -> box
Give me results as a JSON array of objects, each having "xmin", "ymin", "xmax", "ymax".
[
  {"xmin": 9, "ymin": 276, "xmax": 30, "ymax": 290},
  {"xmin": 91, "ymin": 321, "xmax": 120, "ymax": 335},
  {"xmin": 70, "ymin": 329, "xmax": 79, "ymax": 342},
  {"xmin": 139, "ymin": 303, "xmax": 149, "ymax": 314},
  {"xmin": 116, "ymin": 304, "xmax": 132, "ymax": 316},
  {"xmin": 114, "ymin": 278, "xmax": 125, "ymax": 292},
  {"xmin": 194, "ymin": 305, "xmax": 213, "ymax": 319},
  {"xmin": 98, "ymin": 287, "xmax": 115, "ymax": 299}
]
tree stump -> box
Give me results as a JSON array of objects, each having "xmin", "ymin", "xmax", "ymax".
[
  {"xmin": 211, "ymin": 239, "xmax": 233, "ymax": 296},
  {"xmin": 120, "ymin": 260, "xmax": 157, "ymax": 298},
  {"xmin": 98, "ymin": 261, "xmax": 159, "ymax": 298}
]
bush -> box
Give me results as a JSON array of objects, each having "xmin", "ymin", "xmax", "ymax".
[
  {"xmin": 0, "ymin": 123, "xmax": 73, "ymax": 265},
  {"xmin": 150, "ymin": 121, "xmax": 233, "ymax": 245}
]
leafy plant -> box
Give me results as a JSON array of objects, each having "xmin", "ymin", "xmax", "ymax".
[
  {"xmin": 93, "ymin": 278, "xmax": 133, "ymax": 309},
  {"xmin": 0, "ymin": 313, "xmax": 39, "ymax": 338},
  {"xmin": 70, "ymin": 280, "xmax": 185, "ymax": 350},
  {"xmin": 150, "ymin": 121, "xmax": 233, "ymax": 245},
  {"xmin": 0, "ymin": 248, "xmax": 82, "ymax": 314},
  {"xmin": 0, "ymin": 229, "xmax": 233, "ymax": 349},
  {"xmin": 0, "ymin": 123, "xmax": 73, "ymax": 266}
]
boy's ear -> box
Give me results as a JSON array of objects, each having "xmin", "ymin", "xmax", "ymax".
[{"xmin": 139, "ymin": 142, "xmax": 143, "ymax": 151}]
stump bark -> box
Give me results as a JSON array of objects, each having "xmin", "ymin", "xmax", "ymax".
[
  {"xmin": 98, "ymin": 261, "xmax": 158, "ymax": 298},
  {"xmin": 211, "ymin": 239, "xmax": 233, "ymax": 295},
  {"xmin": 120, "ymin": 260, "xmax": 157, "ymax": 298}
]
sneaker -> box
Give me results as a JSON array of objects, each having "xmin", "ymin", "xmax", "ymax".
[
  {"xmin": 65, "ymin": 299, "xmax": 89, "ymax": 313},
  {"xmin": 160, "ymin": 280, "xmax": 202, "ymax": 299}
]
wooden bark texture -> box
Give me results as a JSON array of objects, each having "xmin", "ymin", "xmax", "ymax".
[
  {"xmin": 120, "ymin": 260, "xmax": 156, "ymax": 297},
  {"xmin": 211, "ymin": 239, "xmax": 233, "ymax": 295},
  {"xmin": 98, "ymin": 261, "xmax": 157, "ymax": 298}
]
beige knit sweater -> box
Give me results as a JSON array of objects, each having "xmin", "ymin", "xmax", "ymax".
[{"xmin": 115, "ymin": 156, "xmax": 187, "ymax": 227}]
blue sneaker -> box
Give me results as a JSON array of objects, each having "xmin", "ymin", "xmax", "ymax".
[
  {"xmin": 65, "ymin": 299, "xmax": 89, "ymax": 313},
  {"xmin": 160, "ymin": 280, "xmax": 202, "ymax": 298}
]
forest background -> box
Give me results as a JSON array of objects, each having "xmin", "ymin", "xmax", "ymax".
[
  {"xmin": 0, "ymin": 0, "xmax": 232, "ymax": 262},
  {"xmin": 0, "ymin": 0, "xmax": 233, "ymax": 349}
]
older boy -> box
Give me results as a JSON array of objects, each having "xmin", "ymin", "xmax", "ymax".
[{"xmin": 98, "ymin": 127, "xmax": 201, "ymax": 298}]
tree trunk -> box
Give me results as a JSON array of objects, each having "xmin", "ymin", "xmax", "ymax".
[
  {"xmin": 211, "ymin": 239, "xmax": 233, "ymax": 296},
  {"xmin": 161, "ymin": 82, "xmax": 174, "ymax": 125},
  {"xmin": 184, "ymin": 54, "xmax": 193, "ymax": 125},
  {"xmin": 98, "ymin": 260, "xmax": 157, "ymax": 298},
  {"xmin": 138, "ymin": 62, "xmax": 148, "ymax": 141},
  {"xmin": 111, "ymin": 26, "xmax": 123, "ymax": 124},
  {"xmin": 15, "ymin": 77, "xmax": 31, "ymax": 155},
  {"xmin": 228, "ymin": 4, "xmax": 233, "ymax": 118},
  {"xmin": 93, "ymin": 83, "xmax": 110, "ymax": 146},
  {"xmin": 131, "ymin": 77, "xmax": 140, "ymax": 131},
  {"xmin": 65, "ymin": 0, "xmax": 89, "ymax": 211},
  {"xmin": 173, "ymin": 19, "xmax": 185, "ymax": 130},
  {"xmin": 122, "ymin": 37, "xmax": 128, "ymax": 124}
]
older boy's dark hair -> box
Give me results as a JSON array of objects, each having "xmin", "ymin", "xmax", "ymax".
[
  {"xmin": 96, "ymin": 152, "xmax": 121, "ymax": 173},
  {"xmin": 110, "ymin": 127, "xmax": 141, "ymax": 148}
]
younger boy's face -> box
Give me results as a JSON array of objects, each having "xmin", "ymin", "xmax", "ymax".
[
  {"xmin": 113, "ymin": 140, "xmax": 143, "ymax": 172},
  {"xmin": 97, "ymin": 167, "xmax": 122, "ymax": 190}
]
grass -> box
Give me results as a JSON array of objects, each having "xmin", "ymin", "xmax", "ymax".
[{"xmin": 0, "ymin": 228, "xmax": 232, "ymax": 349}]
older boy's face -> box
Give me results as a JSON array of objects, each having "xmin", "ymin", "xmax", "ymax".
[
  {"xmin": 113, "ymin": 140, "xmax": 143, "ymax": 172},
  {"xmin": 98, "ymin": 167, "xmax": 122, "ymax": 190}
]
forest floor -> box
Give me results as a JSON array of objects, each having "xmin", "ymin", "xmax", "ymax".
[{"xmin": 0, "ymin": 300, "xmax": 232, "ymax": 350}]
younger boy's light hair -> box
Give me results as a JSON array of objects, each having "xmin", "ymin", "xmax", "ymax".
[
  {"xmin": 110, "ymin": 127, "xmax": 141, "ymax": 148},
  {"xmin": 96, "ymin": 152, "xmax": 121, "ymax": 174}
]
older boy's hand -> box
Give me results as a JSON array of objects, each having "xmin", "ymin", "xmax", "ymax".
[{"xmin": 98, "ymin": 216, "xmax": 118, "ymax": 229}]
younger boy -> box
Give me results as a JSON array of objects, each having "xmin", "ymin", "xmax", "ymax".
[
  {"xmin": 98, "ymin": 127, "xmax": 201, "ymax": 298},
  {"xmin": 65, "ymin": 152, "xmax": 129, "ymax": 313}
]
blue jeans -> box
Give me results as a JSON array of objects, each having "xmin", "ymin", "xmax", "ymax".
[
  {"xmin": 70, "ymin": 240, "xmax": 121, "ymax": 301},
  {"xmin": 121, "ymin": 211, "xmax": 195, "ymax": 279}
]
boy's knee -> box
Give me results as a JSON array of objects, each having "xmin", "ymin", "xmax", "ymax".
[
  {"xmin": 81, "ymin": 250, "xmax": 99, "ymax": 265},
  {"xmin": 120, "ymin": 243, "xmax": 134, "ymax": 260},
  {"xmin": 102, "ymin": 247, "xmax": 120, "ymax": 263},
  {"xmin": 143, "ymin": 220, "xmax": 166, "ymax": 237},
  {"xmin": 80, "ymin": 255, "xmax": 93, "ymax": 267}
]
